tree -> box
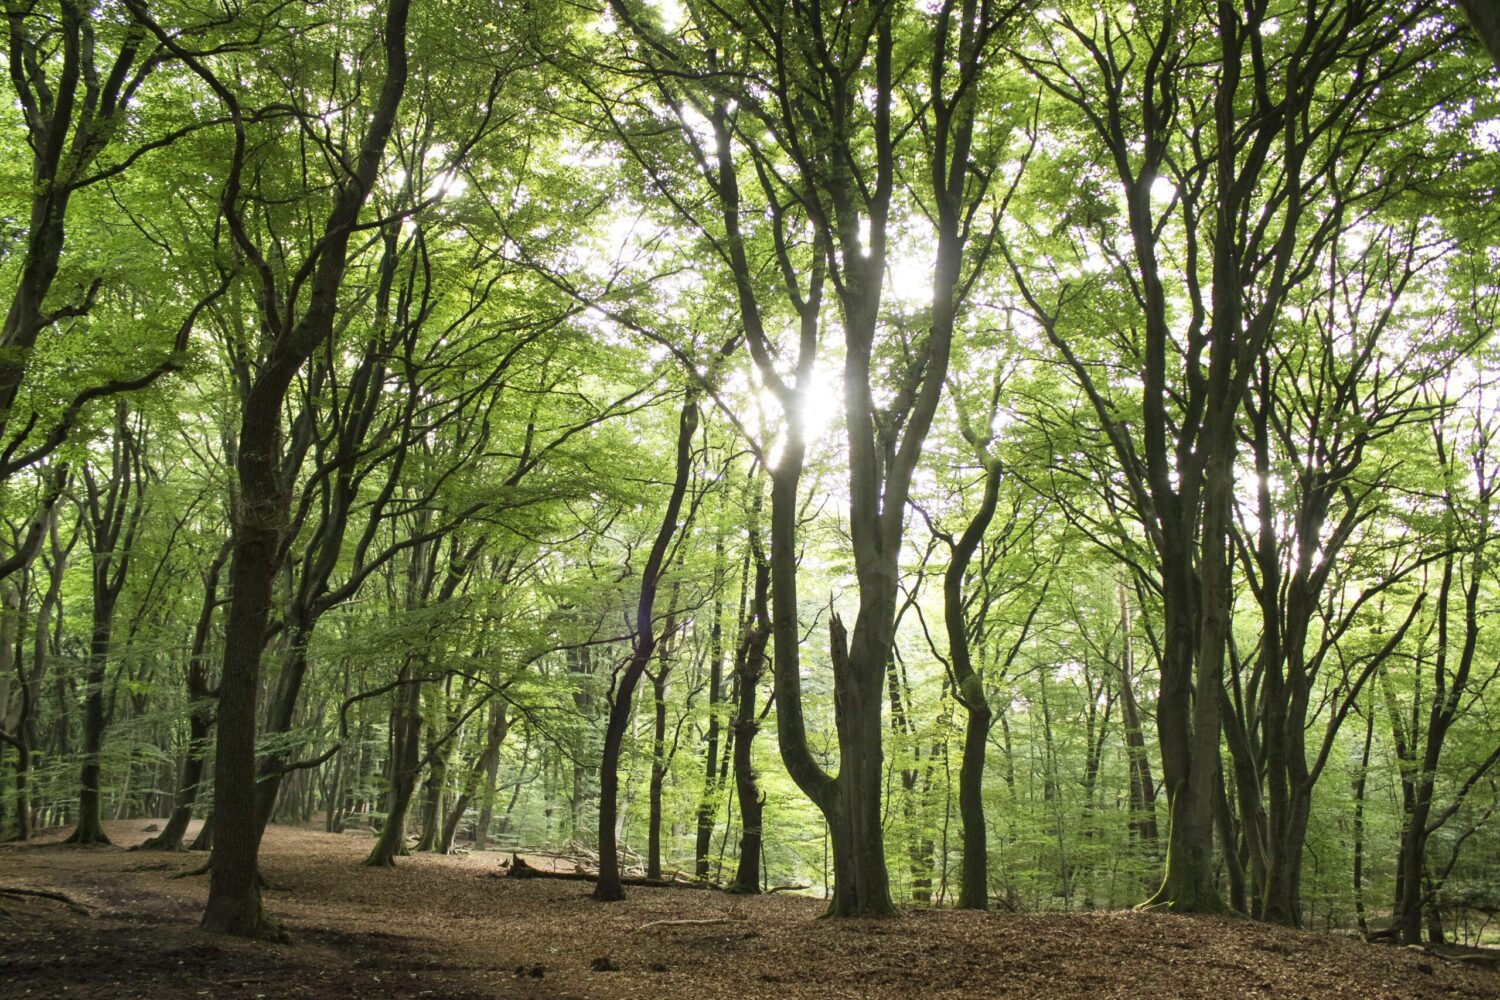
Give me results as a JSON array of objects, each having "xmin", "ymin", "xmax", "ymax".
[
  {"xmin": 595, "ymin": 396, "xmax": 698, "ymax": 900},
  {"xmin": 1008, "ymin": 0, "xmax": 1451, "ymax": 913},
  {"xmin": 126, "ymin": 0, "xmax": 415, "ymax": 937}
]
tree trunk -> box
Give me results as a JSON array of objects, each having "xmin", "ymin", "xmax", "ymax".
[
  {"xmin": 164, "ymin": 0, "xmax": 410, "ymax": 938},
  {"xmin": 439, "ymin": 698, "xmax": 508, "ymax": 853},
  {"xmin": 594, "ymin": 399, "xmax": 696, "ymax": 902},
  {"xmin": 367, "ymin": 663, "xmax": 422, "ymax": 867},
  {"xmin": 646, "ymin": 606, "xmax": 676, "ymax": 881},
  {"xmin": 726, "ymin": 545, "xmax": 770, "ymax": 895},
  {"xmin": 942, "ymin": 457, "xmax": 1001, "ymax": 909},
  {"xmin": 414, "ymin": 732, "xmax": 447, "ymax": 853},
  {"xmin": 1214, "ymin": 767, "xmax": 1246, "ymax": 914},
  {"xmin": 64, "ymin": 597, "xmax": 117, "ymax": 845},
  {"xmin": 693, "ymin": 535, "xmax": 726, "ymax": 879},
  {"xmin": 473, "ymin": 731, "xmax": 502, "ymax": 850},
  {"xmin": 1352, "ymin": 705, "xmax": 1373, "ymax": 937},
  {"xmin": 139, "ymin": 546, "xmax": 225, "ymax": 852},
  {"xmin": 1118, "ymin": 590, "xmax": 1159, "ymax": 850},
  {"xmin": 824, "ymin": 614, "xmax": 896, "ymax": 917}
]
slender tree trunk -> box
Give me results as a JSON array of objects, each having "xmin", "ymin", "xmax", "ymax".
[
  {"xmin": 414, "ymin": 729, "xmax": 447, "ymax": 852},
  {"xmin": 727, "ymin": 545, "xmax": 769, "ymax": 895},
  {"xmin": 943, "ymin": 458, "xmax": 1001, "ymax": 909},
  {"xmin": 140, "ymin": 546, "xmax": 226, "ymax": 851},
  {"xmin": 693, "ymin": 535, "xmax": 726, "ymax": 879},
  {"xmin": 1118, "ymin": 591, "xmax": 1159, "ymax": 850},
  {"xmin": 595, "ymin": 399, "xmax": 697, "ymax": 902},
  {"xmin": 646, "ymin": 663, "xmax": 669, "ymax": 880},
  {"xmin": 1352, "ymin": 705, "xmax": 1373, "ymax": 938},
  {"xmin": 474, "ymin": 731, "xmax": 502, "ymax": 850},
  {"xmin": 439, "ymin": 698, "xmax": 508, "ymax": 853},
  {"xmin": 1214, "ymin": 768, "xmax": 1247, "ymax": 914}
]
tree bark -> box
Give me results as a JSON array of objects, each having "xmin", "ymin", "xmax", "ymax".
[{"xmin": 594, "ymin": 399, "xmax": 697, "ymax": 901}]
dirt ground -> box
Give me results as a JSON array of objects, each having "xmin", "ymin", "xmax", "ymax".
[{"xmin": 2, "ymin": 820, "xmax": 1497, "ymax": 999}]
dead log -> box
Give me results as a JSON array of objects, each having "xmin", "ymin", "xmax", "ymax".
[{"xmin": 498, "ymin": 853, "xmax": 714, "ymax": 890}]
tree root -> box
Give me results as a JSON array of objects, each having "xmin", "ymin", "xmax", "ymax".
[
  {"xmin": 0, "ymin": 886, "xmax": 92, "ymax": 914},
  {"xmin": 170, "ymin": 862, "xmax": 212, "ymax": 880}
]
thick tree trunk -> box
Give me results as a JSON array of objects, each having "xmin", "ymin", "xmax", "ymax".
[
  {"xmin": 1456, "ymin": 0, "xmax": 1500, "ymax": 67},
  {"xmin": 824, "ymin": 615, "xmax": 896, "ymax": 917},
  {"xmin": 201, "ymin": 489, "xmax": 281, "ymax": 936},
  {"xmin": 1142, "ymin": 589, "xmax": 1224, "ymax": 914}
]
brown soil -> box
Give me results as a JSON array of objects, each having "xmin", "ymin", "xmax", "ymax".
[{"xmin": 2, "ymin": 820, "xmax": 1496, "ymax": 999}]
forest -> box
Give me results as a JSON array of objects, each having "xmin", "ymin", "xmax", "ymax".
[{"xmin": 2, "ymin": 0, "xmax": 1500, "ymax": 996}]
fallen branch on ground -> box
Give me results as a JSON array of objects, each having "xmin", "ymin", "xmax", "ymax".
[{"xmin": 498, "ymin": 854, "xmax": 714, "ymax": 890}]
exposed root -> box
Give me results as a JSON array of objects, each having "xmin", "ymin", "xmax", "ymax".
[
  {"xmin": 169, "ymin": 862, "xmax": 212, "ymax": 880},
  {"xmin": 0, "ymin": 886, "xmax": 92, "ymax": 914}
]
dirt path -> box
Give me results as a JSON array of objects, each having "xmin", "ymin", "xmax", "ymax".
[{"xmin": 2, "ymin": 820, "xmax": 1495, "ymax": 999}]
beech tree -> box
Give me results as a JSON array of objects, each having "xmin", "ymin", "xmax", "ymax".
[{"xmin": 2, "ymin": 0, "xmax": 1497, "ymax": 953}]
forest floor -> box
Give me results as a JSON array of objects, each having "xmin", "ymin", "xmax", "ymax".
[{"xmin": 2, "ymin": 820, "xmax": 1498, "ymax": 999}]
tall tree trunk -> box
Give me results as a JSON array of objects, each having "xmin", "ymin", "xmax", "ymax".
[
  {"xmin": 66, "ymin": 594, "xmax": 118, "ymax": 845},
  {"xmin": 155, "ymin": 0, "xmax": 412, "ymax": 938},
  {"xmin": 1118, "ymin": 589, "xmax": 1158, "ymax": 850},
  {"xmin": 726, "ymin": 512, "xmax": 770, "ymax": 895},
  {"xmin": 595, "ymin": 399, "xmax": 697, "ymax": 901},
  {"xmin": 693, "ymin": 533, "xmax": 727, "ymax": 879},
  {"xmin": 646, "ymin": 653, "xmax": 670, "ymax": 881},
  {"xmin": 1352, "ymin": 704, "xmax": 1374, "ymax": 938},
  {"xmin": 473, "ymin": 727, "xmax": 503, "ymax": 850},
  {"xmin": 67, "ymin": 408, "xmax": 144, "ymax": 846},
  {"xmin": 942, "ymin": 457, "xmax": 1001, "ymax": 909}
]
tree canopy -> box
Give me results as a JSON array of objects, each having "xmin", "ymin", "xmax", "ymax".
[{"xmin": 1, "ymin": 0, "xmax": 1498, "ymax": 955}]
